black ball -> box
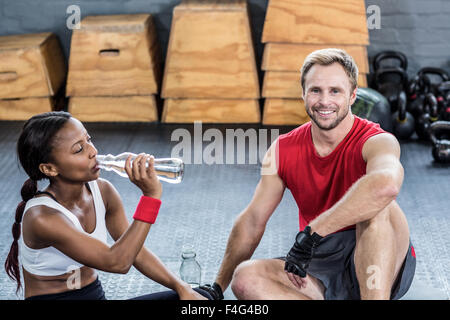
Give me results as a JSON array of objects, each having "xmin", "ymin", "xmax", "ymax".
[{"xmin": 352, "ymin": 88, "xmax": 393, "ymax": 132}]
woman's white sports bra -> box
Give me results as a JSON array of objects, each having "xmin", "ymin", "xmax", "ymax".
[{"xmin": 19, "ymin": 180, "xmax": 108, "ymax": 276}]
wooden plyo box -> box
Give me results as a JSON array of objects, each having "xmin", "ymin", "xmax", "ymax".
[
  {"xmin": 68, "ymin": 96, "xmax": 158, "ymax": 122},
  {"xmin": 162, "ymin": 0, "xmax": 260, "ymax": 99},
  {"xmin": 66, "ymin": 14, "xmax": 161, "ymax": 97},
  {"xmin": 0, "ymin": 32, "xmax": 66, "ymax": 99},
  {"xmin": 263, "ymin": 98, "xmax": 309, "ymax": 126},
  {"xmin": 0, "ymin": 32, "xmax": 66, "ymax": 120},
  {"xmin": 262, "ymin": 0, "xmax": 369, "ymax": 45},
  {"xmin": 66, "ymin": 14, "xmax": 161, "ymax": 122},
  {"xmin": 262, "ymin": 43, "xmax": 369, "ymax": 74},
  {"xmin": 162, "ymin": 98, "xmax": 260, "ymax": 123},
  {"xmin": 161, "ymin": 0, "xmax": 260, "ymax": 123},
  {"xmin": 0, "ymin": 97, "xmax": 58, "ymax": 121}
]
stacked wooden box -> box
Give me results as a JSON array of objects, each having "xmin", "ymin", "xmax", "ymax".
[
  {"xmin": 261, "ymin": 0, "xmax": 370, "ymax": 125},
  {"xmin": 161, "ymin": 0, "xmax": 260, "ymax": 123},
  {"xmin": 0, "ymin": 33, "xmax": 66, "ymax": 120},
  {"xmin": 66, "ymin": 14, "xmax": 161, "ymax": 122}
]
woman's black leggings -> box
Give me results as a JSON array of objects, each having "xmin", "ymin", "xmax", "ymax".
[{"xmin": 25, "ymin": 277, "xmax": 213, "ymax": 300}]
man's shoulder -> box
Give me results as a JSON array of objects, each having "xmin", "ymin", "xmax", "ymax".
[
  {"xmin": 279, "ymin": 122, "xmax": 311, "ymax": 143},
  {"xmin": 363, "ymin": 132, "xmax": 399, "ymax": 151},
  {"xmin": 362, "ymin": 132, "xmax": 400, "ymax": 162}
]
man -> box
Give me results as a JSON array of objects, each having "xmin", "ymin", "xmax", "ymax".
[{"xmin": 201, "ymin": 49, "xmax": 416, "ymax": 300}]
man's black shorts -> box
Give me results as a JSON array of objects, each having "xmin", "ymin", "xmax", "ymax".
[{"xmin": 277, "ymin": 229, "xmax": 416, "ymax": 300}]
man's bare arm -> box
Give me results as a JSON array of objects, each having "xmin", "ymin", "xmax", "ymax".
[{"xmin": 309, "ymin": 133, "xmax": 404, "ymax": 237}]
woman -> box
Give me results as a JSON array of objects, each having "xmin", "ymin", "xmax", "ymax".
[{"xmin": 4, "ymin": 111, "xmax": 210, "ymax": 300}]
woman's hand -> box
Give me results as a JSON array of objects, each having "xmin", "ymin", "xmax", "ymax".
[{"xmin": 125, "ymin": 153, "xmax": 162, "ymax": 199}]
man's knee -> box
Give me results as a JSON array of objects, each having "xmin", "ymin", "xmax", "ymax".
[
  {"xmin": 231, "ymin": 260, "xmax": 271, "ymax": 299},
  {"xmin": 231, "ymin": 260, "xmax": 256, "ymax": 298}
]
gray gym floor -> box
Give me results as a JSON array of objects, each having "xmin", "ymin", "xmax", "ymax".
[{"xmin": 0, "ymin": 120, "xmax": 448, "ymax": 300}]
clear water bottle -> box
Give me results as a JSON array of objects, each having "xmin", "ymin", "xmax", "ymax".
[
  {"xmin": 96, "ymin": 152, "xmax": 184, "ymax": 184},
  {"xmin": 179, "ymin": 245, "xmax": 202, "ymax": 288}
]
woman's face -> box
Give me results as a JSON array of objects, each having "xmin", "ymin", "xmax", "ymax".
[{"xmin": 47, "ymin": 117, "xmax": 100, "ymax": 182}]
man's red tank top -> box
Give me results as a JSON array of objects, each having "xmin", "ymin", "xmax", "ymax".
[{"xmin": 276, "ymin": 116, "xmax": 387, "ymax": 233}]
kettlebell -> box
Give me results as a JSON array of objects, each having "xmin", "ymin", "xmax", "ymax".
[
  {"xmin": 373, "ymin": 51, "xmax": 408, "ymax": 72},
  {"xmin": 419, "ymin": 67, "xmax": 449, "ymax": 92},
  {"xmin": 408, "ymin": 73, "xmax": 431, "ymax": 119},
  {"xmin": 373, "ymin": 67, "xmax": 409, "ymax": 112},
  {"xmin": 408, "ymin": 68, "xmax": 449, "ymax": 119},
  {"xmin": 436, "ymin": 81, "xmax": 450, "ymax": 121},
  {"xmin": 429, "ymin": 121, "xmax": 450, "ymax": 163},
  {"xmin": 392, "ymin": 91, "xmax": 415, "ymax": 140},
  {"xmin": 416, "ymin": 93, "xmax": 439, "ymax": 140}
]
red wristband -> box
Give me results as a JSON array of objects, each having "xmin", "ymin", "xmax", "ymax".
[{"xmin": 133, "ymin": 196, "xmax": 162, "ymax": 224}]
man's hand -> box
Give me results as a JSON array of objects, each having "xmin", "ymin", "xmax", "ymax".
[
  {"xmin": 284, "ymin": 226, "xmax": 323, "ymax": 278},
  {"xmin": 199, "ymin": 282, "xmax": 224, "ymax": 300}
]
